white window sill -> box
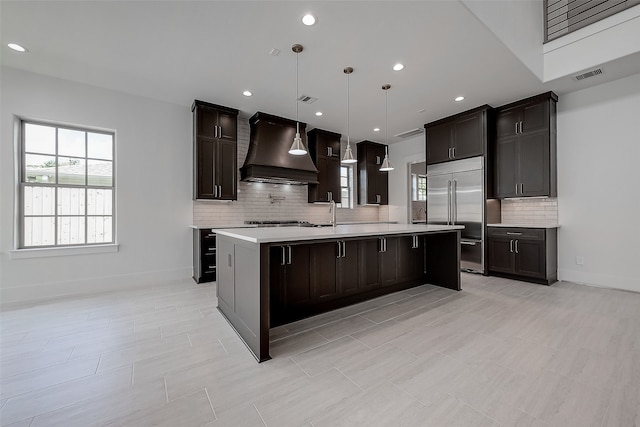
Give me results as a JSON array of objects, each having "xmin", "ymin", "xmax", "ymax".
[{"xmin": 9, "ymin": 244, "xmax": 119, "ymax": 259}]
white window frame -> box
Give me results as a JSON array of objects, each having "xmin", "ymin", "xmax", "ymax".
[
  {"xmin": 13, "ymin": 119, "xmax": 117, "ymax": 256},
  {"xmin": 338, "ymin": 164, "xmax": 355, "ymax": 209}
]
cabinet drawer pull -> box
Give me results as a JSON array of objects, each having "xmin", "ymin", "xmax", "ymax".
[{"xmin": 506, "ymin": 232, "xmax": 522, "ymax": 236}]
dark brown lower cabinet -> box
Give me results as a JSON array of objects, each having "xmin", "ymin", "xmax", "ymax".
[
  {"xmin": 193, "ymin": 229, "xmax": 217, "ymax": 283},
  {"xmin": 270, "ymin": 234, "xmax": 432, "ymax": 326},
  {"xmin": 487, "ymin": 227, "xmax": 557, "ymax": 285},
  {"xmin": 269, "ymin": 244, "xmax": 312, "ymax": 327}
]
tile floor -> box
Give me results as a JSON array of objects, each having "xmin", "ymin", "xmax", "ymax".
[{"xmin": 1, "ymin": 274, "xmax": 639, "ymax": 426}]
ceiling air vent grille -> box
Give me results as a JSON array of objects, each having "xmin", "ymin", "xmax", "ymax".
[
  {"xmin": 394, "ymin": 128, "xmax": 424, "ymax": 138},
  {"xmin": 297, "ymin": 94, "xmax": 318, "ymax": 104},
  {"xmin": 574, "ymin": 68, "xmax": 603, "ymax": 81}
]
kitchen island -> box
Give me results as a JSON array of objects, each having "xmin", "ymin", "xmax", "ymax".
[{"xmin": 215, "ymin": 223, "xmax": 463, "ymax": 361}]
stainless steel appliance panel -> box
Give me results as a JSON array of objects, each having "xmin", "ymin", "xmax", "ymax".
[
  {"xmin": 426, "ymin": 173, "xmax": 451, "ymax": 225},
  {"xmin": 427, "ymin": 156, "xmax": 485, "ymax": 273},
  {"xmin": 453, "ymin": 169, "xmax": 483, "ymax": 240}
]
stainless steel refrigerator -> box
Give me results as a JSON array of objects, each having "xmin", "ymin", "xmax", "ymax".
[{"xmin": 426, "ymin": 156, "xmax": 484, "ymax": 273}]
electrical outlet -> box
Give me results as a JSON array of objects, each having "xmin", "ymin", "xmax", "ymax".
[{"xmin": 576, "ymin": 256, "xmax": 584, "ymax": 265}]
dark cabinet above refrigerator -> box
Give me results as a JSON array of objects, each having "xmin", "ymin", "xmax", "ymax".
[{"xmin": 425, "ymin": 105, "xmax": 494, "ymax": 165}]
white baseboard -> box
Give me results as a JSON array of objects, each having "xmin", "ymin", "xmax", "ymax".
[
  {"xmin": 0, "ymin": 266, "xmax": 193, "ymax": 308},
  {"xmin": 559, "ymin": 268, "xmax": 640, "ymax": 294}
]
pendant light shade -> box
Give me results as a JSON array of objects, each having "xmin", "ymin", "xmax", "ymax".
[
  {"xmin": 379, "ymin": 84, "xmax": 394, "ymax": 171},
  {"xmin": 289, "ymin": 44, "xmax": 307, "ymax": 156},
  {"xmin": 342, "ymin": 67, "xmax": 357, "ymax": 164}
]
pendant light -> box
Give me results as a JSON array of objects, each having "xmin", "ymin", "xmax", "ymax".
[
  {"xmin": 289, "ymin": 44, "xmax": 307, "ymax": 155},
  {"xmin": 379, "ymin": 84, "xmax": 394, "ymax": 171},
  {"xmin": 342, "ymin": 67, "xmax": 357, "ymax": 164}
]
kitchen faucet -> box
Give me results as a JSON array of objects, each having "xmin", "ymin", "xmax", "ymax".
[{"xmin": 329, "ymin": 200, "xmax": 336, "ymax": 227}]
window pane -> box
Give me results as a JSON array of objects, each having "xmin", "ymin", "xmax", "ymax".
[
  {"xmin": 57, "ymin": 217, "xmax": 85, "ymax": 245},
  {"xmin": 87, "ymin": 189, "xmax": 112, "ymax": 215},
  {"xmin": 24, "ymin": 186, "xmax": 55, "ymax": 216},
  {"xmin": 58, "ymin": 128, "xmax": 86, "ymax": 157},
  {"xmin": 88, "ymin": 132, "xmax": 113, "ymax": 160},
  {"xmin": 24, "ymin": 216, "xmax": 55, "ymax": 247},
  {"xmin": 87, "ymin": 160, "xmax": 112, "ymax": 186},
  {"xmin": 87, "ymin": 216, "xmax": 112, "ymax": 243},
  {"xmin": 24, "ymin": 123, "xmax": 55, "ymax": 154},
  {"xmin": 24, "ymin": 154, "xmax": 56, "ymax": 183},
  {"xmin": 57, "ymin": 157, "xmax": 86, "ymax": 185},
  {"xmin": 57, "ymin": 188, "xmax": 85, "ymax": 215}
]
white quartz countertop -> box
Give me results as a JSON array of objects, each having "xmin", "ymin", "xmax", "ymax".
[
  {"xmin": 190, "ymin": 221, "xmax": 398, "ymax": 230},
  {"xmin": 190, "ymin": 224, "xmax": 257, "ymax": 230},
  {"xmin": 215, "ymin": 223, "xmax": 464, "ymax": 244},
  {"xmin": 487, "ymin": 223, "xmax": 560, "ymax": 229}
]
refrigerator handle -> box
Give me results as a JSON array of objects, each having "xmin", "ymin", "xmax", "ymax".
[
  {"xmin": 452, "ymin": 179, "xmax": 457, "ymax": 224},
  {"xmin": 447, "ymin": 180, "xmax": 452, "ymax": 225}
]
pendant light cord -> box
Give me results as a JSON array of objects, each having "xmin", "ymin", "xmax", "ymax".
[
  {"xmin": 385, "ymin": 88, "xmax": 388, "ymax": 147},
  {"xmin": 296, "ymin": 49, "xmax": 299, "ymax": 134},
  {"xmin": 347, "ymin": 71, "xmax": 350, "ymax": 145}
]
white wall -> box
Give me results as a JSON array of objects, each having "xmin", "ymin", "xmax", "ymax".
[
  {"xmin": 0, "ymin": 67, "xmax": 193, "ymax": 304},
  {"xmin": 461, "ymin": 0, "xmax": 544, "ymax": 80},
  {"xmin": 557, "ymin": 72, "xmax": 640, "ymax": 292},
  {"xmin": 387, "ymin": 135, "xmax": 425, "ymax": 224}
]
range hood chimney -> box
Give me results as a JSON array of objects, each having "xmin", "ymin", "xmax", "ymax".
[{"xmin": 241, "ymin": 112, "xmax": 319, "ymax": 185}]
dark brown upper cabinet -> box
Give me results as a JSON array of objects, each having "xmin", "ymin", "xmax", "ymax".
[
  {"xmin": 357, "ymin": 141, "xmax": 389, "ymax": 205},
  {"xmin": 494, "ymin": 92, "xmax": 557, "ymax": 199},
  {"xmin": 425, "ymin": 105, "xmax": 493, "ymax": 165},
  {"xmin": 307, "ymin": 128, "xmax": 342, "ymax": 203},
  {"xmin": 192, "ymin": 100, "xmax": 239, "ymax": 201}
]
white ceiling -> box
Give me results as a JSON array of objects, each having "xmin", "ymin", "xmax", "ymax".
[{"xmin": 1, "ymin": 1, "xmax": 637, "ymax": 143}]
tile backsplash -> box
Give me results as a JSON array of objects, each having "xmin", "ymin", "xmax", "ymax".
[
  {"xmin": 500, "ymin": 198, "xmax": 558, "ymax": 224},
  {"xmin": 193, "ymin": 113, "xmax": 386, "ymax": 226}
]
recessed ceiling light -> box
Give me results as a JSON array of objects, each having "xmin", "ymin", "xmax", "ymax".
[
  {"xmin": 315, "ymin": 111, "xmax": 323, "ymax": 116},
  {"xmin": 373, "ymin": 128, "xmax": 380, "ymax": 132},
  {"xmin": 455, "ymin": 96, "xmax": 465, "ymax": 102},
  {"xmin": 8, "ymin": 43, "xmax": 27, "ymax": 52},
  {"xmin": 302, "ymin": 14, "xmax": 317, "ymax": 26},
  {"xmin": 393, "ymin": 63, "xmax": 404, "ymax": 71},
  {"xmin": 242, "ymin": 90, "xmax": 252, "ymax": 97}
]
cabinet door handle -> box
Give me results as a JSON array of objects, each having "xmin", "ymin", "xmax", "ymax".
[
  {"xmin": 336, "ymin": 241, "xmax": 342, "ymax": 258},
  {"xmin": 342, "ymin": 241, "xmax": 347, "ymax": 258},
  {"xmin": 515, "ymin": 184, "xmax": 518, "ymax": 195},
  {"xmin": 515, "ymin": 240, "xmax": 519, "ymax": 254},
  {"xmin": 520, "ymin": 121, "xmax": 523, "ymax": 134},
  {"xmin": 452, "ymin": 147, "xmax": 456, "ymax": 159},
  {"xmin": 328, "ymin": 191, "xmax": 332, "ymax": 201},
  {"xmin": 227, "ymin": 254, "xmax": 232, "ymax": 267},
  {"xmin": 510, "ymin": 239, "xmax": 514, "ymax": 253},
  {"xmin": 281, "ymin": 246, "xmax": 286, "ymax": 266},
  {"xmin": 379, "ymin": 237, "xmax": 384, "ymax": 253},
  {"xmin": 520, "ymin": 183, "xmax": 524, "ymax": 194},
  {"xmin": 327, "ymin": 147, "xmax": 332, "ymax": 157},
  {"xmin": 287, "ymin": 246, "xmax": 292, "ymax": 265}
]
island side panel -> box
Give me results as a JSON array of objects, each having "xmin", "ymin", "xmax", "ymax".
[
  {"xmin": 216, "ymin": 235, "xmax": 270, "ymax": 362},
  {"xmin": 425, "ymin": 230, "xmax": 461, "ymax": 290}
]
